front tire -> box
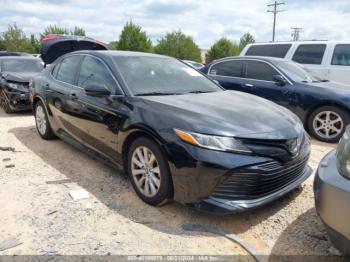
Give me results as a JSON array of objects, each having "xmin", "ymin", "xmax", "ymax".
[
  {"xmin": 308, "ymin": 105, "xmax": 349, "ymax": 143},
  {"xmin": 34, "ymin": 101, "xmax": 56, "ymax": 140},
  {"xmin": 127, "ymin": 137, "xmax": 173, "ymax": 206}
]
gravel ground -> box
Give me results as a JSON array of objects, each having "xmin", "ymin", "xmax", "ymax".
[{"xmin": 0, "ymin": 109, "xmax": 344, "ymax": 259}]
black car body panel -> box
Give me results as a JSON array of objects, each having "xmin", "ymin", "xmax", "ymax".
[
  {"xmin": 32, "ymin": 47, "xmax": 312, "ymax": 213},
  {"xmin": 314, "ymin": 150, "xmax": 350, "ymax": 255},
  {"xmin": 0, "ymin": 57, "xmax": 43, "ymax": 112}
]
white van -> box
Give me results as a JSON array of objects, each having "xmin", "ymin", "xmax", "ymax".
[{"xmin": 240, "ymin": 41, "xmax": 350, "ymax": 85}]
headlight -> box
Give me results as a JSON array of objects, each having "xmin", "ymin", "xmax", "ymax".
[
  {"xmin": 174, "ymin": 129, "xmax": 251, "ymax": 153},
  {"xmin": 336, "ymin": 125, "xmax": 350, "ymax": 179},
  {"xmin": 8, "ymin": 83, "xmax": 19, "ymax": 90}
]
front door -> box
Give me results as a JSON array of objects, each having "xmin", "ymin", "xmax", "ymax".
[{"xmin": 241, "ymin": 60, "xmax": 295, "ymax": 111}]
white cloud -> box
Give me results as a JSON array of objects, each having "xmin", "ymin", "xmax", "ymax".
[{"xmin": 0, "ymin": 0, "xmax": 350, "ymax": 48}]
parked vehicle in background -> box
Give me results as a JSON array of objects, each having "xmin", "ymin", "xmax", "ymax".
[
  {"xmin": 314, "ymin": 125, "xmax": 350, "ymax": 255},
  {"xmin": 182, "ymin": 60, "xmax": 204, "ymax": 70},
  {"xmin": 240, "ymin": 41, "xmax": 350, "ymax": 85},
  {"xmin": 0, "ymin": 56, "xmax": 43, "ymax": 113},
  {"xmin": 201, "ymin": 56, "xmax": 350, "ymax": 143},
  {"xmin": 0, "ymin": 51, "xmax": 32, "ymax": 57},
  {"xmin": 30, "ymin": 37, "xmax": 312, "ymax": 214}
]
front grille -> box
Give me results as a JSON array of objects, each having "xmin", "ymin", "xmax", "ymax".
[{"xmin": 211, "ymin": 148, "xmax": 310, "ymax": 201}]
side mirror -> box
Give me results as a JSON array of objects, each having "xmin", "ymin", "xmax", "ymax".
[
  {"xmin": 84, "ymin": 83, "xmax": 111, "ymax": 97},
  {"xmin": 273, "ymin": 75, "xmax": 287, "ymax": 86}
]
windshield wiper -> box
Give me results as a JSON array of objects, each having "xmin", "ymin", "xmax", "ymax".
[{"xmin": 134, "ymin": 92, "xmax": 180, "ymax": 96}]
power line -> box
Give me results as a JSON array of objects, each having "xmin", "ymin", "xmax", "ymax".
[
  {"xmin": 267, "ymin": 1, "xmax": 285, "ymax": 42},
  {"xmin": 291, "ymin": 27, "xmax": 303, "ymax": 41}
]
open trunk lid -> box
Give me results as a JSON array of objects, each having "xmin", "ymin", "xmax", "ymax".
[{"xmin": 41, "ymin": 35, "xmax": 108, "ymax": 64}]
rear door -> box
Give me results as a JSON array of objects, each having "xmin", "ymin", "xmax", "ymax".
[
  {"xmin": 291, "ymin": 44, "xmax": 327, "ymax": 79},
  {"xmin": 46, "ymin": 55, "xmax": 83, "ymax": 134},
  {"xmin": 241, "ymin": 60, "xmax": 295, "ymax": 111},
  {"xmin": 328, "ymin": 44, "xmax": 350, "ymax": 84},
  {"xmin": 207, "ymin": 60, "xmax": 246, "ymax": 91}
]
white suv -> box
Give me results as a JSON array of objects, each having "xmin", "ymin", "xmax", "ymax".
[{"xmin": 240, "ymin": 41, "xmax": 350, "ymax": 85}]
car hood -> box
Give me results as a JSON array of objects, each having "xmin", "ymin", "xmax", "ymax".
[
  {"xmin": 1, "ymin": 72, "xmax": 38, "ymax": 83},
  {"xmin": 307, "ymin": 80, "xmax": 350, "ymax": 93},
  {"xmin": 140, "ymin": 90, "xmax": 303, "ymax": 139}
]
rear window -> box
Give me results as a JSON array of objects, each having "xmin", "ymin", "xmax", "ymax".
[
  {"xmin": 245, "ymin": 44, "xmax": 291, "ymax": 58},
  {"xmin": 332, "ymin": 44, "xmax": 350, "ymax": 66},
  {"xmin": 292, "ymin": 44, "xmax": 326, "ymax": 65},
  {"xmin": 209, "ymin": 60, "xmax": 243, "ymax": 77}
]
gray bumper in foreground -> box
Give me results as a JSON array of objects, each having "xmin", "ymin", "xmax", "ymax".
[{"xmin": 314, "ymin": 150, "xmax": 350, "ymax": 255}]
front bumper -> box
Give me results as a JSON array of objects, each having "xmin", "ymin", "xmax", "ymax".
[
  {"xmin": 4, "ymin": 89, "xmax": 31, "ymax": 111},
  {"xmin": 314, "ymin": 150, "xmax": 350, "ymax": 255},
  {"xmin": 168, "ymin": 137, "xmax": 311, "ymax": 214}
]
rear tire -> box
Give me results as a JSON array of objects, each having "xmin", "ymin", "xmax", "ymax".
[
  {"xmin": 127, "ymin": 137, "xmax": 173, "ymax": 206},
  {"xmin": 34, "ymin": 100, "xmax": 56, "ymax": 140},
  {"xmin": 307, "ymin": 105, "xmax": 349, "ymax": 143}
]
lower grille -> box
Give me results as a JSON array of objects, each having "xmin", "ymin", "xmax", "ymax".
[{"xmin": 211, "ymin": 149, "xmax": 310, "ymax": 201}]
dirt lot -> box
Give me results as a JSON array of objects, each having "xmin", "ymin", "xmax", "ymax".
[{"xmin": 0, "ymin": 109, "xmax": 343, "ymax": 259}]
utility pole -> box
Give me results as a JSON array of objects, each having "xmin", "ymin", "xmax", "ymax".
[
  {"xmin": 291, "ymin": 27, "xmax": 303, "ymax": 41},
  {"xmin": 267, "ymin": 1, "xmax": 285, "ymax": 42}
]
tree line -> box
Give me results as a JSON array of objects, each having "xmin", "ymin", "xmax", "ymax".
[{"xmin": 0, "ymin": 21, "xmax": 255, "ymax": 63}]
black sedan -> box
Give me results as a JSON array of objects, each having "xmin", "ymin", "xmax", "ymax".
[
  {"xmin": 314, "ymin": 126, "xmax": 350, "ymax": 255},
  {"xmin": 31, "ymin": 37, "xmax": 312, "ymax": 214},
  {"xmin": 202, "ymin": 57, "xmax": 350, "ymax": 143},
  {"xmin": 0, "ymin": 56, "xmax": 43, "ymax": 113}
]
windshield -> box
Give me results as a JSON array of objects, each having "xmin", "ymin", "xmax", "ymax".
[
  {"xmin": 2, "ymin": 59, "xmax": 43, "ymax": 73},
  {"xmin": 275, "ymin": 60, "xmax": 321, "ymax": 83},
  {"xmin": 113, "ymin": 56, "xmax": 222, "ymax": 95}
]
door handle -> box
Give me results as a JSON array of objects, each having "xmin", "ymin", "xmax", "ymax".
[
  {"xmin": 244, "ymin": 83, "xmax": 254, "ymax": 88},
  {"xmin": 69, "ymin": 93, "xmax": 78, "ymax": 100}
]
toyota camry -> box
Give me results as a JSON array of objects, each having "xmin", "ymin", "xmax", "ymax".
[{"xmin": 30, "ymin": 36, "xmax": 312, "ymax": 214}]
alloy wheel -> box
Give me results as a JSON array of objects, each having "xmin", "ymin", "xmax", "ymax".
[
  {"xmin": 312, "ymin": 110, "xmax": 343, "ymax": 139},
  {"xmin": 35, "ymin": 105, "xmax": 47, "ymax": 135},
  {"xmin": 131, "ymin": 146, "xmax": 161, "ymax": 197}
]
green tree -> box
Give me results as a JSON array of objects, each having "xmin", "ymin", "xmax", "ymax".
[
  {"xmin": 117, "ymin": 21, "xmax": 152, "ymax": 52},
  {"xmin": 239, "ymin": 33, "xmax": 255, "ymax": 51},
  {"xmin": 1, "ymin": 23, "xmax": 36, "ymax": 52},
  {"xmin": 70, "ymin": 26, "xmax": 86, "ymax": 36},
  {"xmin": 40, "ymin": 25, "xmax": 69, "ymax": 39},
  {"xmin": 154, "ymin": 30, "xmax": 201, "ymax": 62},
  {"xmin": 108, "ymin": 40, "xmax": 118, "ymax": 50},
  {"xmin": 205, "ymin": 38, "xmax": 240, "ymax": 63}
]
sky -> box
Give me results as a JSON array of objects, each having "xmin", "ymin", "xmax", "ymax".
[{"xmin": 1, "ymin": 0, "xmax": 350, "ymax": 48}]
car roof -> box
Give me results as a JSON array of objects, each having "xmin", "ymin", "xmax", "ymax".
[
  {"xmin": 68, "ymin": 50, "xmax": 172, "ymax": 59},
  {"xmin": 245, "ymin": 40, "xmax": 350, "ymax": 46},
  {"xmin": 0, "ymin": 56, "xmax": 42, "ymax": 61},
  {"xmin": 213, "ymin": 55, "xmax": 288, "ymax": 64}
]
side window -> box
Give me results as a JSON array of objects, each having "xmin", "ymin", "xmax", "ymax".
[
  {"xmin": 245, "ymin": 61, "xmax": 278, "ymax": 81},
  {"xmin": 209, "ymin": 60, "xmax": 243, "ymax": 77},
  {"xmin": 78, "ymin": 56, "xmax": 118, "ymax": 93},
  {"xmin": 51, "ymin": 63, "xmax": 60, "ymax": 78},
  {"xmin": 245, "ymin": 44, "xmax": 291, "ymax": 58},
  {"xmin": 56, "ymin": 56, "xmax": 81, "ymax": 84},
  {"xmin": 292, "ymin": 44, "xmax": 326, "ymax": 65},
  {"xmin": 332, "ymin": 44, "xmax": 350, "ymax": 66}
]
